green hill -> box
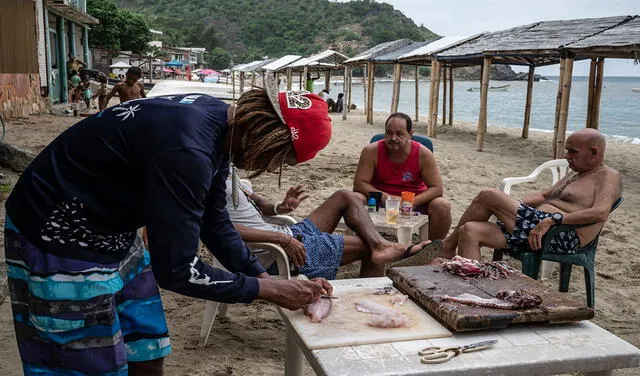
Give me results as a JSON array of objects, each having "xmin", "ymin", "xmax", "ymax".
[{"xmin": 116, "ymin": 0, "xmax": 438, "ymax": 66}]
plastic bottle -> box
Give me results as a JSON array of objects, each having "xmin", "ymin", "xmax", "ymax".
[{"xmin": 367, "ymin": 197, "xmax": 377, "ymax": 213}]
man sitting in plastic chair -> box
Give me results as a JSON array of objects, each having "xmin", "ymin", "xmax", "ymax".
[
  {"xmin": 437, "ymin": 128, "xmax": 621, "ymax": 262},
  {"xmin": 225, "ymin": 174, "xmax": 437, "ymax": 279}
]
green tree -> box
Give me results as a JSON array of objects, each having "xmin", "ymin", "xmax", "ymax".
[
  {"xmin": 206, "ymin": 47, "xmax": 232, "ymax": 70},
  {"xmin": 88, "ymin": 0, "xmax": 151, "ymax": 53}
]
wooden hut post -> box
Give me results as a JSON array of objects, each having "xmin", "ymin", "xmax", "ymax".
[
  {"xmin": 476, "ymin": 56, "xmax": 492, "ymax": 151},
  {"xmin": 232, "ymin": 70, "xmax": 236, "ymax": 99},
  {"xmin": 347, "ymin": 66, "xmax": 353, "ymax": 111},
  {"xmin": 239, "ymin": 72, "xmax": 245, "ymax": 94},
  {"xmin": 522, "ymin": 65, "xmax": 535, "ymax": 139},
  {"xmin": 442, "ymin": 65, "xmax": 447, "ymax": 126},
  {"xmin": 427, "ymin": 60, "xmax": 437, "ymax": 134},
  {"xmin": 391, "ymin": 63, "xmax": 401, "ymax": 113},
  {"xmin": 552, "ymin": 58, "xmax": 566, "ymax": 156},
  {"xmin": 555, "ymin": 56, "xmax": 575, "ymax": 159},
  {"xmin": 591, "ymin": 58, "xmax": 605, "ymax": 130},
  {"xmin": 366, "ymin": 62, "xmax": 375, "ymax": 124},
  {"xmin": 429, "ymin": 60, "xmax": 441, "ymax": 138},
  {"xmin": 414, "ymin": 65, "xmax": 419, "ymax": 122},
  {"xmin": 286, "ymin": 68, "xmax": 293, "ymax": 91},
  {"xmin": 343, "ymin": 66, "xmax": 350, "ymax": 120},
  {"xmin": 302, "ymin": 67, "xmax": 308, "ymax": 91},
  {"xmin": 325, "ymin": 70, "xmax": 331, "ymax": 91},
  {"xmin": 448, "ymin": 66, "xmax": 454, "ymax": 125},
  {"xmin": 586, "ymin": 58, "xmax": 597, "ymax": 127},
  {"xmin": 363, "ymin": 64, "xmax": 368, "ymax": 118}
]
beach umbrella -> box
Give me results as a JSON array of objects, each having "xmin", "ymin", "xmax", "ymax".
[
  {"xmin": 200, "ymin": 68, "xmax": 221, "ymax": 76},
  {"xmin": 109, "ymin": 61, "xmax": 132, "ymax": 68},
  {"xmin": 162, "ymin": 67, "xmax": 174, "ymax": 73}
]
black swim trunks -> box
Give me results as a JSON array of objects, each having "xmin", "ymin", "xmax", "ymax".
[{"xmin": 497, "ymin": 203, "xmax": 580, "ymax": 254}]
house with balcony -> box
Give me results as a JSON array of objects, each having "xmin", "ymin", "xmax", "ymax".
[{"xmin": 0, "ymin": 0, "xmax": 98, "ymax": 118}]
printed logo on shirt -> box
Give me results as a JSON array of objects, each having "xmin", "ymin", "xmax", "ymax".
[
  {"xmin": 290, "ymin": 126, "xmax": 299, "ymax": 140},
  {"xmin": 188, "ymin": 256, "xmax": 233, "ymax": 285},
  {"xmin": 179, "ymin": 95, "xmax": 202, "ymax": 104},
  {"xmin": 285, "ymin": 91, "xmax": 312, "ymax": 110},
  {"xmin": 112, "ymin": 104, "xmax": 141, "ymax": 121},
  {"xmin": 402, "ymin": 171, "xmax": 413, "ymax": 182}
]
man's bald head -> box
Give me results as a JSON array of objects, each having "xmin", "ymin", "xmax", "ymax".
[
  {"xmin": 568, "ymin": 128, "xmax": 606, "ymax": 151},
  {"xmin": 565, "ymin": 128, "xmax": 606, "ymax": 171}
]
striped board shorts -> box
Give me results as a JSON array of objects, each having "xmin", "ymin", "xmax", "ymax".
[
  {"xmin": 4, "ymin": 216, "xmax": 172, "ymax": 375},
  {"xmin": 291, "ymin": 218, "xmax": 344, "ymax": 280}
]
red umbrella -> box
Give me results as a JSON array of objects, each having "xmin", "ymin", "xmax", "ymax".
[{"xmin": 162, "ymin": 68, "xmax": 173, "ymax": 73}]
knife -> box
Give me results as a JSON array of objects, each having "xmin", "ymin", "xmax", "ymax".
[{"xmin": 320, "ymin": 295, "xmax": 339, "ymax": 299}]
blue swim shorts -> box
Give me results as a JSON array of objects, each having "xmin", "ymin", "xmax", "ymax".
[
  {"xmin": 5, "ymin": 216, "xmax": 172, "ymax": 375},
  {"xmin": 290, "ymin": 218, "xmax": 344, "ymax": 280},
  {"xmin": 497, "ymin": 203, "xmax": 580, "ymax": 255}
]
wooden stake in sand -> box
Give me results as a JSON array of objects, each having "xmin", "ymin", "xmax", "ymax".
[
  {"xmin": 552, "ymin": 58, "xmax": 566, "ymax": 156},
  {"xmin": 343, "ymin": 66, "xmax": 350, "ymax": 121},
  {"xmin": 347, "ymin": 66, "xmax": 353, "ymax": 112},
  {"xmin": 428, "ymin": 60, "xmax": 436, "ymax": 135},
  {"xmin": 414, "ymin": 65, "xmax": 420, "ymax": 122},
  {"xmin": 586, "ymin": 58, "xmax": 597, "ymax": 128},
  {"xmin": 476, "ymin": 56, "xmax": 492, "ymax": 151},
  {"xmin": 522, "ymin": 65, "xmax": 535, "ymax": 139},
  {"xmin": 391, "ymin": 63, "xmax": 401, "ymax": 113},
  {"xmin": 555, "ymin": 55, "xmax": 575, "ymax": 159},
  {"xmin": 442, "ymin": 64, "xmax": 447, "ymax": 126},
  {"xmin": 591, "ymin": 58, "xmax": 605, "ymax": 130},
  {"xmin": 366, "ymin": 62, "xmax": 375, "ymax": 124},
  {"xmin": 449, "ymin": 66, "xmax": 454, "ymax": 126},
  {"xmin": 429, "ymin": 60, "xmax": 441, "ymax": 138}
]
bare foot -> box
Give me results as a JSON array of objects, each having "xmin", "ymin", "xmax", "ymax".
[{"xmin": 371, "ymin": 240, "xmax": 433, "ymax": 265}]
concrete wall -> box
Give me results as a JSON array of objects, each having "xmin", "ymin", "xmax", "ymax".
[{"xmin": 0, "ymin": 74, "xmax": 51, "ymax": 119}]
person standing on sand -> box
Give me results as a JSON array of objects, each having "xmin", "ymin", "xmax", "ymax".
[
  {"xmin": 4, "ymin": 77, "xmax": 348, "ymax": 375},
  {"xmin": 306, "ymin": 72, "xmax": 320, "ymax": 92},
  {"xmin": 66, "ymin": 52, "xmax": 86, "ymax": 79},
  {"xmin": 104, "ymin": 66, "xmax": 146, "ymax": 106}
]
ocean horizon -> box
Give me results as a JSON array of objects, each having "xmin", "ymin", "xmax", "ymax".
[{"xmin": 320, "ymin": 76, "xmax": 640, "ymax": 144}]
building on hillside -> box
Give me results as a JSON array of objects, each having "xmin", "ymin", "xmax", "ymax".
[
  {"xmin": 1, "ymin": 0, "xmax": 99, "ymax": 118},
  {"xmin": 163, "ymin": 47, "xmax": 207, "ymax": 68}
]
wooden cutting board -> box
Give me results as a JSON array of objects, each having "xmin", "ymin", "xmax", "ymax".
[
  {"xmin": 387, "ymin": 265, "xmax": 594, "ymax": 332},
  {"xmin": 280, "ymin": 283, "xmax": 451, "ymax": 349}
]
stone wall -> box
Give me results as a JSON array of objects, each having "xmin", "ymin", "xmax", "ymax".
[{"xmin": 0, "ymin": 73, "xmax": 51, "ymax": 119}]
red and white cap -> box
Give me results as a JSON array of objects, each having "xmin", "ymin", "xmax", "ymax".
[{"xmin": 264, "ymin": 74, "xmax": 332, "ymax": 163}]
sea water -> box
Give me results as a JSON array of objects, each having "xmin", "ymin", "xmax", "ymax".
[{"xmin": 337, "ymin": 76, "xmax": 640, "ymax": 144}]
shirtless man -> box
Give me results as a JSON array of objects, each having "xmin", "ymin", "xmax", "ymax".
[
  {"xmin": 103, "ymin": 66, "xmax": 146, "ymax": 107},
  {"xmin": 440, "ymin": 128, "xmax": 621, "ymax": 261}
]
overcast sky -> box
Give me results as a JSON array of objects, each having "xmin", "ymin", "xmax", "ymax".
[{"xmin": 372, "ymin": 0, "xmax": 640, "ymax": 76}]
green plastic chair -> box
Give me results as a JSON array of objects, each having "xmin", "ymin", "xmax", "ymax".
[{"xmin": 492, "ymin": 197, "xmax": 623, "ymax": 309}]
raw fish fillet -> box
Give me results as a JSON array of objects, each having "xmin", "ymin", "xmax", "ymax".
[
  {"xmin": 442, "ymin": 293, "xmax": 518, "ymax": 309},
  {"xmin": 389, "ymin": 294, "xmax": 408, "ymax": 308},
  {"xmin": 304, "ymin": 298, "xmax": 332, "ymax": 323},
  {"xmin": 355, "ymin": 299, "xmax": 409, "ymax": 328}
]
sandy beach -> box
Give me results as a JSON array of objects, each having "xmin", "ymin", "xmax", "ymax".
[{"xmin": 0, "ymin": 106, "xmax": 638, "ymax": 375}]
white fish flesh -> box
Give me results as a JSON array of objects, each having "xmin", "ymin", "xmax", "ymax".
[
  {"xmin": 355, "ymin": 299, "xmax": 409, "ymax": 328},
  {"xmin": 442, "ymin": 293, "xmax": 518, "ymax": 309},
  {"xmin": 389, "ymin": 294, "xmax": 408, "ymax": 308},
  {"xmin": 304, "ymin": 298, "xmax": 332, "ymax": 323}
]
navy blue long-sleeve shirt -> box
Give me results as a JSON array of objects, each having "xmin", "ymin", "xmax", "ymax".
[{"xmin": 6, "ymin": 94, "xmax": 265, "ymax": 303}]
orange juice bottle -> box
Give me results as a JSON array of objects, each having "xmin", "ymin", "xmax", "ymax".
[{"xmin": 400, "ymin": 191, "xmax": 415, "ymax": 216}]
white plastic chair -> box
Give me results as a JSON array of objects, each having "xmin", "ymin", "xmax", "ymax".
[
  {"xmin": 497, "ymin": 159, "xmax": 569, "ymax": 279},
  {"xmin": 198, "ymin": 180, "xmax": 297, "ymax": 347}
]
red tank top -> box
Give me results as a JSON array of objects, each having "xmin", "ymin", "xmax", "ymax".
[{"xmin": 371, "ymin": 140, "xmax": 427, "ymax": 197}]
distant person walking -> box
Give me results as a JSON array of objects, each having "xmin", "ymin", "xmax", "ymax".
[
  {"xmin": 104, "ymin": 67, "xmax": 146, "ymax": 106},
  {"xmin": 306, "ymin": 72, "xmax": 320, "ymax": 92}
]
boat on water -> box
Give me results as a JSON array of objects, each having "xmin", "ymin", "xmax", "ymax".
[
  {"xmin": 632, "ymin": 88, "xmax": 640, "ymax": 93},
  {"xmin": 466, "ymin": 84, "xmax": 511, "ymax": 92}
]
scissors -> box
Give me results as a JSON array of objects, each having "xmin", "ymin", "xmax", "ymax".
[{"xmin": 418, "ymin": 339, "xmax": 498, "ymax": 364}]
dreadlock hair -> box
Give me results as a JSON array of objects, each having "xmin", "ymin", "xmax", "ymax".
[{"xmin": 229, "ymin": 88, "xmax": 294, "ymax": 182}]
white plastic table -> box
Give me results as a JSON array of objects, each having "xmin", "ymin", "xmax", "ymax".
[
  {"xmin": 338, "ymin": 210, "xmax": 429, "ymax": 245},
  {"xmin": 279, "ymin": 278, "xmax": 640, "ymax": 376}
]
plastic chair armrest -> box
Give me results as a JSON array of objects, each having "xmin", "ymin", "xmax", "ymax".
[
  {"xmin": 247, "ymin": 242, "xmax": 291, "ymax": 280},
  {"xmin": 264, "ymin": 215, "xmax": 297, "ymax": 226}
]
